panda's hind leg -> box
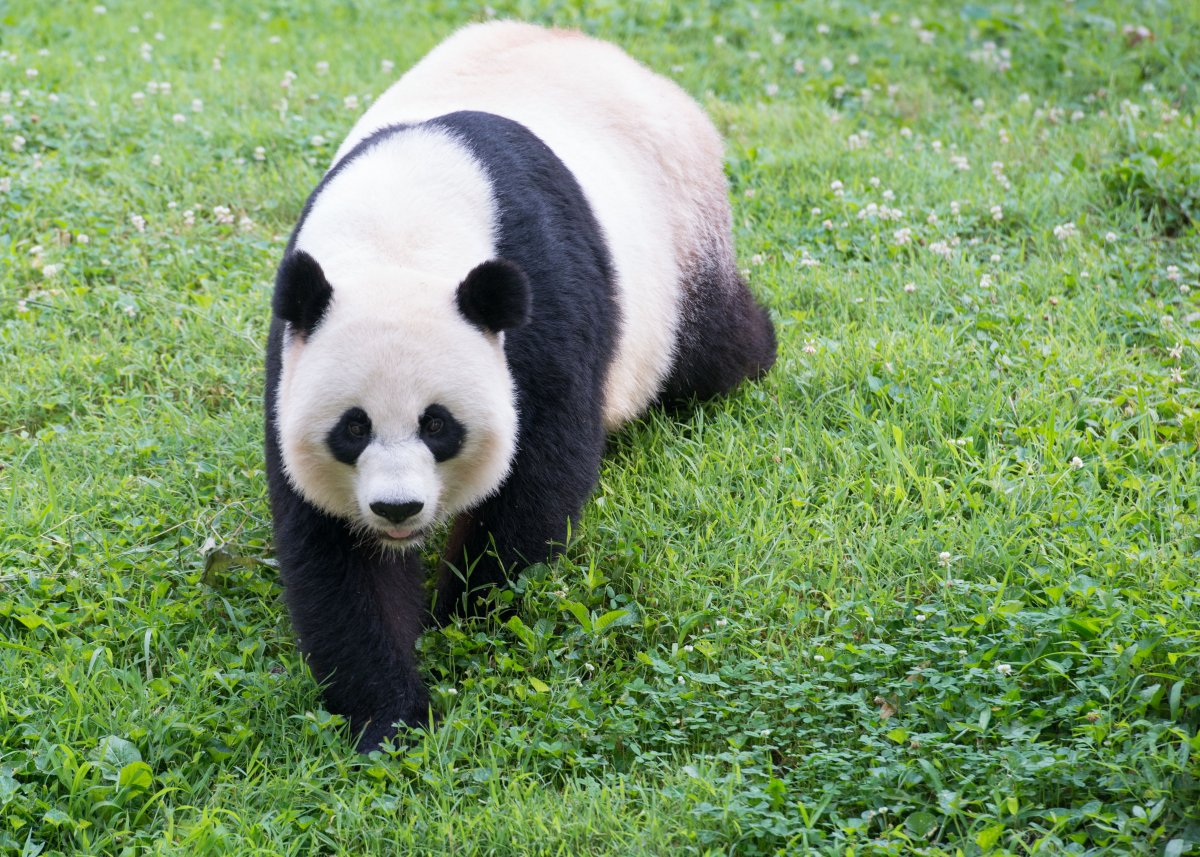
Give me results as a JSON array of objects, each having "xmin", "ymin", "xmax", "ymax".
[{"xmin": 659, "ymin": 258, "xmax": 776, "ymax": 404}]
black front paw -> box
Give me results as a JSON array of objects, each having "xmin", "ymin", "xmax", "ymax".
[{"xmin": 352, "ymin": 698, "xmax": 432, "ymax": 753}]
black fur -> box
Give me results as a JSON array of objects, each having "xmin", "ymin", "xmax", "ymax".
[
  {"xmin": 326, "ymin": 407, "xmax": 372, "ymax": 466},
  {"xmin": 660, "ymin": 253, "xmax": 776, "ymax": 403},
  {"xmin": 426, "ymin": 112, "xmax": 619, "ymax": 623},
  {"xmin": 456, "ymin": 259, "xmax": 532, "ymax": 333},
  {"xmin": 420, "ymin": 404, "xmax": 465, "ymax": 463},
  {"xmin": 274, "ymin": 251, "xmax": 333, "ymax": 338}
]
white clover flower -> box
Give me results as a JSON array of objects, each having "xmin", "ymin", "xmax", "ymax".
[
  {"xmin": 25, "ymin": 68, "xmax": 38, "ymax": 79},
  {"xmin": 1169, "ymin": 342, "xmax": 1184, "ymax": 360},
  {"xmin": 903, "ymin": 283, "xmax": 916, "ymax": 293},
  {"xmin": 11, "ymin": 134, "xmax": 25, "ymax": 152},
  {"xmin": 1105, "ymin": 231, "xmax": 1117, "ymax": 243},
  {"xmin": 980, "ymin": 274, "xmax": 993, "ymax": 289},
  {"xmin": 950, "ymin": 154, "xmax": 970, "ymax": 171},
  {"xmin": 990, "ymin": 205, "xmax": 1003, "ymax": 221},
  {"xmin": 42, "ymin": 263, "xmax": 60, "ymax": 278},
  {"xmin": 381, "ymin": 59, "xmax": 395, "ymax": 73},
  {"xmin": 899, "ymin": 126, "xmax": 912, "ymax": 139},
  {"xmin": 150, "ymin": 154, "xmax": 161, "ymax": 166},
  {"xmin": 209, "ymin": 20, "xmax": 222, "ymax": 30},
  {"xmin": 172, "ymin": 113, "xmax": 186, "ymax": 125},
  {"xmin": 1170, "ymin": 367, "xmax": 1185, "ymax": 384},
  {"xmin": 818, "ymin": 57, "xmax": 833, "ymax": 73},
  {"xmin": 254, "ymin": 145, "xmax": 266, "ymax": 161},
  {"xmin": 1070, "ymin": 456, "xmax": 1083, "ymax": 469},
  {"xmin": 93, "ymin": 4, "xmax": 107, "ymax": 12},
  {"xmin": 1166, "ymin": 265, "xmax": 1180, "ymax": 282},
  {"xmin": 280, "ymin": 70, "xmax": 297, "ymax": 89},
  {"xmin": 792, "ymin": 59, "xmax": 805, "ymax": 75},
  {"xmin": 0, "ymin": 176, "xmax": 10, "ymax": 193},
  {"xmin": 77, "ymin": 233, "xmax": 89, "ymax": 244},
  {"xmin": 1053, "ymin": 222, "xmax": 1077, "ymax": 241},
  {"xmin": 343, "ymin": 94, "xmax": 359, "ymax": 110},
  {"xmin": 822, "ymin": 219, "xmax": 833, "ymax": 230},
  {"xmin": 183, "ymin": 209, "xmax": 195, "ymax": 226},
  {"xmin": 316, "ymin": 60, "xmax": 329, "ymax": 75},
  {"xmin": 813, "ymin": 654, "xmax": 825, "ymax": 662},
  {"xmin": 916, "ymin": 614, "xmax": 927, "ymax": 622},
  {"xmin": 929, "ymin": 241, "xmax": 952, "ymax": 257},
  {"xmin": 130, "ymin": 213, "xmax": 146, "ymax": 232},
  {"xmin": 893, "ymin": 227, "xmax": 913, "ymax": 246},
  {"xmin": 996, "ymin": 663, "xmax": 1013, "ymax": 676},
  {"xmin": 715, "ymin": 618, "xmax": 727, "ymax": 627},
  {"xmin": 132, "ymin": 91, "xmax": 145, "ymax": 106},
  {"xmin": 16, "ymin": 298, "xmax": 28, "ymax": 313},
  {"xmin": 803, "ymin": 340, "xmax": 818, "ymax": 354},
  {"xmin": 764, "ymin": 83, "xmax": 779, "ymax": 98},
  {"xmin": 310, "ymin": 134, "xmax": 326, "ymax": 147},
  {"xmin": 938, "ymin": 551, "xmax": 952, "ymax": 567}
]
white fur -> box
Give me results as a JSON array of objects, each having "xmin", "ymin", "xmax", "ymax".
[
  {"xmin": 336, "ymin": 21, "xmax": 733, "ymax": 429},
  {"xmin": 276, "ymin": 129, "xmax": 517, "ymax": 543}
]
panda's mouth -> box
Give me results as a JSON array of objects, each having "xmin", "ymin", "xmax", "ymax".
[{"xmin": 375, "ymin": 526, "xmax": 427, "ymax": 548}]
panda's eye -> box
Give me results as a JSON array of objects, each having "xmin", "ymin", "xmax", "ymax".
[
  {"xmin": 419, "ymin": 404, "xmax": 465, "ymax": 462},
  {"xmin": 327, "ymin": 407, "xmax": 372, "ymax": 465}
]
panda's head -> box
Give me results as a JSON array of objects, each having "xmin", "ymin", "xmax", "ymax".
[{"xmin": 272, "ymin": 250, "xmax": 530, "ymax": 549}]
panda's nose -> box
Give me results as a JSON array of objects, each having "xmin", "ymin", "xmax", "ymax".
[{"xmin": 370, "ymin": 500, "xmax": 424, "ymax": 524}]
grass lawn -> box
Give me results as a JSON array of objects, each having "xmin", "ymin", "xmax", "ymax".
[{"xmin": 2, "ymin": 0, "xmax": 1199, "ymax": 853}]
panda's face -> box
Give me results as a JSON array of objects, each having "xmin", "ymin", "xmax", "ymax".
[{"xmin": 273, "ymin": 255, "xmax": 529, "ymax": 549}]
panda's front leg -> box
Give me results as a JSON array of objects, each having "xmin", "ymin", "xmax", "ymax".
[
  {"xmin": 433, "ymin": 423, "xmax": 604, "ymax": 623},
  {"xmin": 275, "ymin": 496, "xmax": 431, "ymax": 751}
]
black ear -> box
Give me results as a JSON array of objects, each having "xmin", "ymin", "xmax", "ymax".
[
  {"xmin": 455, "ymin": 259, "xmax": 531, "ymax": 334},
  {"xmin": 274, "ymin": 250, "xmax": 333, "ymax": 338}
]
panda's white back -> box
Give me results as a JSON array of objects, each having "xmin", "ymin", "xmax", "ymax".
[{"xmin": 334, "ymin": 21, "xmax": 733, "ymax": 429}]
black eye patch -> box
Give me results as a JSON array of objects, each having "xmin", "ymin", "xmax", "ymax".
[
  {"xmin": 420, "ymin": 404, "xmax": 465, "ymax": 462},
  {"xmin": 327, "ymin": 407, "xmax": 372, "ymax": 465}
]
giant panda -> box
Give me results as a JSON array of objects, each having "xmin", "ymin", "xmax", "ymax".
[{"xmin": 265, "ymin": 21, "xmax": 776, "ymax": 750}]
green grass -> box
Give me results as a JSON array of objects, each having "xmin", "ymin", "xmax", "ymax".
[{"xmin": 2, "ymin": 0, "xmax": 1199, "ymax": 854}]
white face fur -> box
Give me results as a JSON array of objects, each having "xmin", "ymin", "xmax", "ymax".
[{"xmin": 275, "ymin": 273, "xmax": 518, "ymax": 549}]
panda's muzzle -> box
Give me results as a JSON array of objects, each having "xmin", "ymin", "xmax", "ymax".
[{"xmin": 370, "ymin": 500, "xmax": 424, "ymax": 525}]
